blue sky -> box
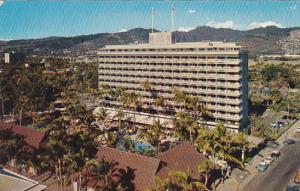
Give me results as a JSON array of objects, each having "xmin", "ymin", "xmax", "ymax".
[{"xmin": 0, "ymin": 0, "xmax": 300, "ymax": 40}]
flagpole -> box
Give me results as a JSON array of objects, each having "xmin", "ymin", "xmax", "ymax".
[
  {"xmin": 171, "ymin": 7, "xmax": 174, "ymax": 32},
  {"xmin": 151, "ymin": 8, "xmax": 154, "ymax": 33},
  {"xmin": 171, "ymin": 6, "xmax": 176, "ymax": 32}
]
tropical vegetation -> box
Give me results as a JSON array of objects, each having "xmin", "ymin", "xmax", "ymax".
[{"xmin": 0, "ymin": 58, "xmax": 259, "ymax": 190}]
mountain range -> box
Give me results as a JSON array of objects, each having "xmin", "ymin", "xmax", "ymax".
[{"xmin": 1, "ymin": 26, "xmax": 299, "ymax": 58}]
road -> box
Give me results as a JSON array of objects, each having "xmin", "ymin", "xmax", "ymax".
[{"xmin": 242, "ymin": 140, "xmax": 300, "ymax": 191}]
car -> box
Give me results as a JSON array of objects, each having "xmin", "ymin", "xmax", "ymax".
[
  {"xmin": 264, "ymin": 156, "xmax": 274, "ymax": 165},
  {"xmin": 294, "ymin": 170, "xmax": 300, "ymax": 184},
  {"xmin": 216, "ymin": 160, "xmax": 228, "ymax": 168},
  {"xmin": 284, "ymin": 139, "xmax": 296, "ymax": 145},
  {"xmin": 271, "ymin": 150, "xmax": 280, "ymax": 159},
  {"xmin": 256, "ymin": 162, "xmax": 269, "ymax": 172},
  {"xmin": 296, "ymin": 127, "xmax": 300, "ymax": 133},
  {"xmin": 286, "ymin": 185, "xmax": 299, "ymax": 191},
  {"xmin": 267, "ymin": 141, "xmax": 280, "ymax": 149}
]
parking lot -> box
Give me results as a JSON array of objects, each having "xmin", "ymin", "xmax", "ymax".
[
  {"xmin": 242, "ymin": 121, "xmax": 300, "ymax": 191},
  {"xmin": 216, "ymin": 120, "xmax": 300, "ymax": 191}
]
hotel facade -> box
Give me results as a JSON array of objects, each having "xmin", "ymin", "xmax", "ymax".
[{"xmin": 97, "ymin": 32, "xmax": 248, "ymax": 132}]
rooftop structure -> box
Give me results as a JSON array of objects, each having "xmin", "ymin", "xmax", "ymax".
[
  {"xmin": 157, "ymin": 141, "xmax": 208, "ymax": 180},
  {"xmin": 96, "ymin": 146, "xmax": 160, "ymax": 191},
  {"xmin": 0, "ymin": 167, "xmax": 46, "ymax": 191},
  {"xmin": 98, "ymin": 32, "xmax": 249, "ymax": 132},
  {"xmin": 0, "ymin": 122, "xmax": 47, "ymax": 150},
  {"xmin": 90, "ymin": 142, "xmax": 209, "ymax": 191}
]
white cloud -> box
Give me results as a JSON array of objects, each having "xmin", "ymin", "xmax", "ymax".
[
  {"xmin": 176, "ymin": 26, "xmax": 196, "ymax": 32},
  {"xmin": 206, "ymin": 20, "xmax": 234, "ymax": 29},
  {"xmin": 249, "ymin": 21, "xmax": 282, "ymax": 29},
  {"xmin": 290, "ymin": 5, "xmax": 297, "ymax": 10},
  {"xmin": 187, "ymin": 9, "xmax": 196, "ymax": 14},
  {"xmin": 0, "ymin": 1, "xmax": 4, "ymax": 6},
  {"xmin": 118, "ymin": 29, "xmax": 128, "ymax": 33}
]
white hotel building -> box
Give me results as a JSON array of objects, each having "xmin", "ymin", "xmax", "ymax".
[{"xmin": 97, "ymin": 32, "xmax": 248, "ymax": 132}]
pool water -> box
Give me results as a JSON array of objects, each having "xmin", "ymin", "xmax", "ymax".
[{"xmin": 116, "ymin": 139, "xmax": 154, "ymax": 153}]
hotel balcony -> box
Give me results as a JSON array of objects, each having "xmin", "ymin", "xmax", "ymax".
[
  {"xmin": 98, "ymin": 70, "xmax": 242, "ymax": 81},
  {"xmin": 206, "ymin": 121, "xmax": 240, "ymax": 131},
  {"xmin": 99, "ymin": 81, "xmax": 242, "ymax": 97},
  {"xmin": 98, "ymin": 57, "xmax": 242, "ymax": 65},
  {"xmin": 98, "ymin": 76, "xmax": 242, "ymax": 89},
  {"xmin": 98, "ymin": 51, "xmax": 241, "ymax": 58},
  {"xmin": 99, "ymin": 64, "xmax": 242, "ymax": 73}
]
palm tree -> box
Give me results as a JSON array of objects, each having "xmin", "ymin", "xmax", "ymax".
[
  {"xmin": 211, "ymin": 125, "xmax": 243, "ymax": 165},
  {"xmin": 172, "ymin": 112, "xmax": 197, "ymax": 143},
  {"xmin": 6, "ymin": 133, "xmax": 33, "ymax": 171},
  {"xmin": 155, "ymin": 97, "xmax": 166, "ymax": 115},
  {"xmin": 163, "ymin": 170, "xmax": 207, "ymax": 191},
  {"xmin": 248, "ymin": 113, "xmax": 258, "ymax": 134},
  {"xmin": 60, "ymin": 152, "xmax": 77, "ymax": 191},
  {"xmin": 0, "ymin": 76, "xmax": 12, "ymax": 119},
  {"xmin": 195, "ymin": 127, "xmax": 216, "ymax": 161},
  {"xmin": 114, "ymin": 108, "xmax": 125, "ymax": 132},
  {"xmin": 231, "ymin": 132, "xmax": 251, "ymax": 163},
  {"xmin": 137, "ymin": 120, "xmax": 164, "ymax": 155},
  {"xmin": 46, "ymin": 139, "xmax": 68, "ymax": 187},
  {"xmin": 195, "ymin": 124, "xmax": 245, "ymax": 184},
  {"xmin": 0, "ymin": 129, "xmax": 13, "ymax": 163},
  {"xmin": 118, "ymin": 90, "xmax": 131, "ymax": 110},
  {"xmin": 94, "ymin": 107, "xmax": 110, "ymax": 132},
  {"xmin": 197, "ymin": 160, "xmax": 214, "ymax": 188},
  {"xmin": 269, "ymin": 88, "xmax": 282, "ymax": 105},
  {"xmin": 128, "ymin": 91, "xmax": 141, "ymax": 127},
  {"xmin": 172, "ymin": 88, "xmax": 186, "ymax": 111},
  {"xmin": 44, "ymin": 102, "xmax": 100, "ymax": 189},
  {"xmin": 185, "ymin": 95, "xmax": 209, "ymax": 129},
  {"xmin": 84, "ymin": 158, "xmax": 121, "ymax": 190},
  {"xmin": 142, "ymin": 81, "xmax": 152, "ymax": 111}
]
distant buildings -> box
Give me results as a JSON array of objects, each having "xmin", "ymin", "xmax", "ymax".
[
  {"xmin": 258, "ymin": 54, "xmax": 300, "ymax": 60},
  {"xmin": 98, "ymin": 32, "xmax": 249, "ymax": 132},
  {"xmin": 290, "ymin": 30, "xmax": 300, "ymax": 39},
  {"xmin": 4, "ymin": 51, "xmax": 26, "ymax": 64},
  {"xmin": 278, "ymin": 30, "xmax": 300, "ymax": 55}
]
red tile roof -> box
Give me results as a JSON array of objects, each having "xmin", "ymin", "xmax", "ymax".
[
  {"xmin": 96, "ymin": 147, "xmax": 160, "ymax": 191},
  {"xmin": 0, "ymin": 122, "xmax": 47, "ymax": 150},
  {"xmin": 95, "ymin": 142, "xmax": 209, "ymax": 190},
  {"xmin": 157, "ymin": 141, "xmax": 208, "ymax": 180}
]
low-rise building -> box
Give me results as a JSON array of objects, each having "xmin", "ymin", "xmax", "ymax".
[
  {"xmin": 0, "ymin": 122, "xmax": 48, "ymax": 175},
  {"xmin": 4, "ymin": 51, "xmax": 26, "ymax": 64},
  {"xmin": 0, "ymin": 167, "xmax": 46, "ymax": 191},
  {"xmin": 72, "ymin": 142, "xmax": 210, "ymax": 191},
  {"xmin": 0, "ymin": 121, "xmax": 48, "ymax": 150}
]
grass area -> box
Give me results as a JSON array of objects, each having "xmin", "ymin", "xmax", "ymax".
[
  {"xmin": 249, "ymin": 58, "xmax": 300, "ymax": 68},
  {"xmin": 245, "ymin": 155, "xmax": 256, "ymax": 164},
  {"xmin": 36, "ymin": 120, "xmax": 51, "ymax": 129},
  {"xmin": 23, "ymin": 119, "xmax": 51, "ymax": 131},
  {"xmin": 276, "ymin": 118, "xmax": 299, "ymax": 140}
]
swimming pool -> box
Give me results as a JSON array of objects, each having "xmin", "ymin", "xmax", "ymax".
[{"xmin": 116, "ymin": 138, "xmax": 154, "ymax": 153}]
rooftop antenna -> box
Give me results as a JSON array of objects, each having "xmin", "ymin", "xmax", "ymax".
[
  {"xmin": 151, "ymin": 8, "xmax": 154, "ymax": 33},
  {"xmin": 171, "ymin": 6, "xmax": 175, "ymax": 32}
]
